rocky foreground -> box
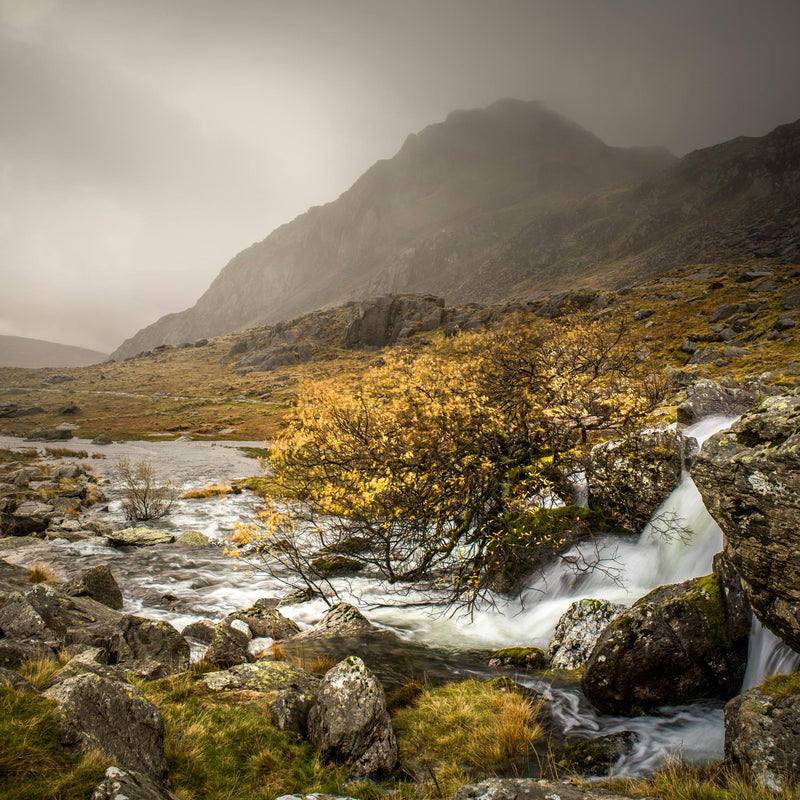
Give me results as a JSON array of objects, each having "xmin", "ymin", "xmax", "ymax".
[{"xmin": 1, "ymin": 383, "xmax": 800, "ymax": 798}]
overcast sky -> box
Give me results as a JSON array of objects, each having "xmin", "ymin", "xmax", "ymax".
[{"xmin": 1, "ymin": 0, "xmax": 799, "ymax": 352}]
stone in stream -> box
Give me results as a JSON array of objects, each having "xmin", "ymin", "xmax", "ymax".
[
  {"xmin": 226, "ymin": 599, "xmax": 301, "ymax": 639},
  {"xmin": 676, "ymin": 378, "xmax": 756, "ymax": 425},
  {"xmin": 585, "ymin": 429, "xmax": 694, "ymax": 535},
  {"xmin": 308, "ymin": 655, "xmax": 397, "ymax": 774},
  {"xmin": 556, "ymin": 731, "xmax": 639, "ymax": 776},
  {"xmin": 205, "ymin": 618, "xmax": 253, "ymax": 668},
  {"xmin": 488, "ymin": 647, "xmax": 546, "ymax": 670},
  {"xmin": 548, "ymin": 598, "xmax": 626, "ymax": 670},
  {"xmin": 181, "ymin": 619, "xmax": 216, "ymax": 644},
  {"xmin": 291, "ymin": 602, "xmax": 372, "ymax": 640},
  {"xmin": 105, "ymin": 527, "xmax": 175, "ymax": 546},
  {"xmin": 582, "ymin": 573, "xmax": 748, "ymax": 715}
]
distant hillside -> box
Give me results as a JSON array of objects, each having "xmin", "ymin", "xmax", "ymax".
[
  {"xmin": 111, "ymin": 99, "xmax": 675, "ymax": 359},
  {"xmin": 0, "ymin": 336, "xmax": 107, "ymax": 368}
]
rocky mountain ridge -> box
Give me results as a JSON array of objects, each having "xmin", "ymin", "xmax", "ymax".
[{"xmin": 111, "ymin": 99, "xmax": 676, "ymax": 359}]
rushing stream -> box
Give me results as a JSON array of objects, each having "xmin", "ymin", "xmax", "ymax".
[{"xmin": 1, "ymin": 416, "xmax": 798, "ymax": 778}]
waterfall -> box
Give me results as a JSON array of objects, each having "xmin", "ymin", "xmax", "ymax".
[{"xmin": 742, "ymin": 617, "xmax": 800, "ymax": 690}]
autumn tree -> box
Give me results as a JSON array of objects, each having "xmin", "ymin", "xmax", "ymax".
[{"xmin": 236, "ymin": 312, "xmax": 664, "ymax": 608}]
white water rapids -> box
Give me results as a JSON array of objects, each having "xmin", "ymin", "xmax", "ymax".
[{"xmin": 1, "ymin": 415, "xmax": 798, "ymax": 778}]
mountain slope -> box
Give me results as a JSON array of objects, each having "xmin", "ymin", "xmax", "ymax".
[
  {"xmin": 0, "ymin": 336, "xmax": 108, "ymax": 368},
  {"xmin": 111, "ymin": 99, "xmax": 674, "ymax": 359},
  {"xmin": 454, "ymin": 118, "xmax": 800, "ymax": 302}
]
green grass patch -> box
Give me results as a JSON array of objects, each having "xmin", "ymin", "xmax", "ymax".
[
  {"xmin": 760, "ymin": 670, "xmax": 800, "ymax": 699},
  {"xmin": 0, "ymin": 687, "xmax": 109, "ymax": 800},
  {"xmin": 139, "ymin": 672, "xmax": 347, "ymax": 800}
]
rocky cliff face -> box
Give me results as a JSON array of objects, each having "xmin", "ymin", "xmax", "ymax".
[
  {"xmin": 111, "ymin": 100, "xmax": 675, "ymax": 359},
  {"xmin": 692, "ymin": 392, "xmax": 800, "ymax": 651}
]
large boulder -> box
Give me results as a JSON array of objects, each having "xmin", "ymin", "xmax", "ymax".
[
  {"xmin": 308, "ymin": 656, "xmax": 397, "ymax": 774},
  {"xmin": 202, "ymin": 659, "xmax": 319, "ymax": 694},
  {"xmin": 548, "ymin": 599, "xmax": 626, "ymax": 670},
  {"xmin": 292, "ymin": 602, "xmax": 373, "ymax": 640},
  {"xmin": 226, "ymin": 600, "xmax": 301, "ymax": 639},
  {"xmin": 205, "ymin": 618, "xmax": 253, "ymax": 668},
  {"xmin": 555, "ymin": 731, "xmax": 639, "ymax": 777},
  {"xmin": 109, "ymin": 615, "xmax": 190, "ymax": 679},
  {"xmin": 676, "ymin": 379, "xmax": 756, "ymax": 425},
  {"xmin": 586, "ymin": 430, "xmax": 693, "ymax": 535},
  {"xmin": 0, "ymin": 511, "xmax": 49, "ymax": 537},
  {"xmin": 725, "ymin": 679, "xmax": 800, "ymax": 792},
  {"xmin": 692, "ymin": 393, "xmax": 800, "ymax": 651},
  {"xmin": 91, "ymin": 766, "xmax": 180, "ymax": 800},
  {"xmin": 581, "ymin": 574, "xmax": 749, "ymax": 715},
  {"xmin": 44, "ymin": 667, "xmax": 168, "ymax": 783},
  {"xmin": 64, "ymin": 564, "xmax": 124, "ymax": 610}
]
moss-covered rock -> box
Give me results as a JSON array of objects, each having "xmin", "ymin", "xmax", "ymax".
[
  {"xmin": 174, "ymin": 529, "xmax": 211, "ymax": 547},
  {"xmin": 556, "ymin": 731, "xmax": 638, "ymax": 776},
  {"xmin": 582, "ymin": 573, "xmax": 748, "ymax": 715},
  {"xmin": 105, "ymin": 527, "xmax": 174, "ymax": 547},
  {"xmin": 201, "ymin": 659, "xmax": 319, "ymax": 694},
  {"xmin": 488, "ymin": 647, "xmax": 546, "ymax": 670},
  {"xmin": 310, "ymin": 554, "xmax": 363, "ymax": 577}
]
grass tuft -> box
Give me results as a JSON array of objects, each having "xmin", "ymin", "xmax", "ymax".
[
  {"xmin": 16, "ymin": 656, "xmax": 70, "ymax": 690},
  {"xmin": 28, "ymin": 564, "xmax": 59, "ymax": 585}
]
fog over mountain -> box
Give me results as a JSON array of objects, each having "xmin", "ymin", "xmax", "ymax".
[{"xmin": 1, "ymin": 0, "xmax": 799, "ymax": 352}]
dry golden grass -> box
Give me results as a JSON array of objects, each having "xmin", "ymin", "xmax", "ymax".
[
  {"xmin": 181, "ymin": 483, "xmax": 236, "ymax": 499},
  {"xmin": 28, "ymin": 564, "xmax": 59, "ymax": 585},
  {"xmin": 309, "ymin": 656, "xmax": 337, "ymax": 675},
  {"xmin": 394, "ymin": 679, "xmax": 544, "ymax": 796},
  {"xmin": 16, "ymin": 655, "xmax": 70, "ymax": 690}
]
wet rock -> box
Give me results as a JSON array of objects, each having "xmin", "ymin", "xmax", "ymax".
[
  {"xmin": 692, "ymin": 392, "xmax": 800, "ymax": 651},
  {"xmin": 202, "ymin": 659, "xmax": 319, "ymax": 694},
  {"xmin": 292, "ymin": 602, "xmax": 372, "ymax": 640},
  {"xmin": 105, "ymin": 527, "xmax": 175, "ymax": 547},
  {"xmin": 0, "ymin": 665, "xmax": 39, "ymax": 692},
  {"xmin": 174, "ymin": 530, "xmax": 210, "ymax": 546},
  {"xmin": 181, "ymin": 619, "xmax": 216, "ymax": 644},
  {"xmin": 556, "ymin": 731, "xmax": 639, "ymax": 776},
  {"xmin": 676, "ymin": 379, "xmax": 756, "ymax": 425},
  {"xmin": 586, "ymin": 430, "xmax": 692, "ymax": 535},
  {"xmin": 582, "ymin": 573, "xmax": 749, "ymax": 715},
  {"xmin": 548, "ymin": 599, "xmax": 626, "ymax": 670},
  {"xmin": 311, "ymin": 554, "xmax": 364, "ymax": 577},
  {"xmin": 278, "ymin": 586, "xmax": 322, "ymax": 607},
  {"xmin": 91, "ymin": 766, "xmax": 180, "ymax": 800},
  {"xmin": 488, "ymin": 647, "xmax": 546, "ymax": 670},
  {"xmin": 44, "ymin": 669, "xmax": 168, "ymax": 783},
  {"xmin": 452, "ymin": 778, "xmax": 649, "ymax": 800},
  {"xmin": 725, "ymin": 682, "xmax": 800, "ymax": 792},
  {"xmin": 308, "ymin": 656, "xmax": 397, "ymax": 774},
  {"xmin": 205, "ymin": 619, "xmax": 253, "ymax": 668},
  {"xmin": 227, "ymin": 600, "xmax": 302, "ymax": 640},
  {"xmin": 109, "ymin": 615, "xmax": 190, "ymax": 679},
  {"xmin": 712, "ymin": 552, "xmax": 752, "ymax": 640},
  {"xmin": 64, "ymin": 564, "xmax": 124, "ymax": 610}
]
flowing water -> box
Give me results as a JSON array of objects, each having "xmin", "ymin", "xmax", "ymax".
[{"xmin": 1, "ymin": 415, "xmax": 795, "ymax": 778}]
